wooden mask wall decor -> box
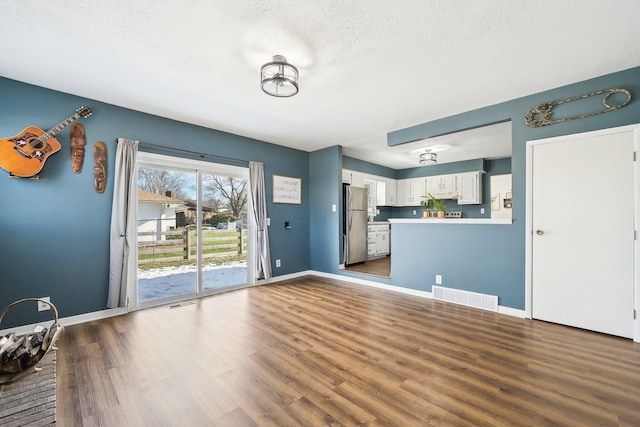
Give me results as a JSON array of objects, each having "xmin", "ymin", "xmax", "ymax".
[
  {"xmin": 69, "ymin": 123, "xmax": 86, "ymax": 173},
  {"xmin": 93, "ymin": 141, "xmax": 107, "ymax": 193}
]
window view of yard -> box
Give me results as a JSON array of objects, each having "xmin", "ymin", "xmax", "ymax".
[{"xmin": 137, "ymin": 166, "xmax": 248, "ymax": 303}]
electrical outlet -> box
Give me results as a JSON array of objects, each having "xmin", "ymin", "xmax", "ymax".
[
  {"xmin": 435, "ymin": 275, "xmax": 442, "ymax": 285},
  {"xmin": 413, "ymin": 209, "xmax": 416, "ymax": 215},
  {"xmin": 332, "ymin": 204, "xmax": 337, "ymax": 212},
  {"xmin": 480, "ymin": 208, "xmax": 485, "ymax": 214},
  {"xmin": 276, "ymin": 259, "xmax": 281, "ymax": 268},
  {"xmin": 38, "ymin": 297, "xmax": 51, "ymax": 312}
]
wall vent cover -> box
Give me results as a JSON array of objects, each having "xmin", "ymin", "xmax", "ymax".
[{"xmin": 432, "ymin": 285, "xmax": 498, "ymax": 312}]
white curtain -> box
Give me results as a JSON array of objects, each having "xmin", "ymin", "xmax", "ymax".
[
  {"xmin": 107, "ymin": 138, "xmax": 139, "ymax": 308},
  {"xmin": 249, "ymin": 161, "xmax": 272, "ymax": 280}
]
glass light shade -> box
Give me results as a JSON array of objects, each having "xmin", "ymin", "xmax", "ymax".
[
  {"xmin": 419, "ymin": 151, "xmax": 437, "ymax": 165},
  {"xmin": 260, "ymin": 55, "xmax": 299, "ymax": 97}
]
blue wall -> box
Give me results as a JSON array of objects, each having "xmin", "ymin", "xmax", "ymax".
[
  {"xmin": 309, "ymin": 146, "xmax": 342, "ymax": 273},
  {"xmin": 384, "ymin": 66, "xmax": 640, "ymax": 309},
  {"xmin": 0, "ymin": 77, "xmax": 310, "ymax": 327},
  {"xmin": 3, "ymin": 66, "xmax": 639, "ymax": 325}
]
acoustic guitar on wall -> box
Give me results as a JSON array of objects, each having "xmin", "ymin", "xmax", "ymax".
[{"xmin": 0, "ymin": 106, "xmax": 93, "ymax": 177}]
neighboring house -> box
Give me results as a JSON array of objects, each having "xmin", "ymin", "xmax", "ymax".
[
  {"xmin": 137, "ymin": 190, "xmax": 187, "ymax": 242},
  {"xmin": 183, "ymin": 200, "xmax": 216, "ymax": 225}
]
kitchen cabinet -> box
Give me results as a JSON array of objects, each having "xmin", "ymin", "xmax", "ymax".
[
  {"xmin": 425, "ymin": 174, "xmax": 458, "ymax": 199},
  {"xmin": 343, "ymin": 169, "xmax": 397, "ymax": 207},
  {"xmin": 376, "ymin": 178, "xmax": 397, "ymax": 206},
  {"xmin": 397, "ymin": 178, "xmax": 425, "ymax": 206},
  {"xmin": 368, "ymin": 223, "xmax": 390, "ymax": 259},
  {"xmin": 384, "ymin": 178, "xmax": 397, "ymax": 206},
  {"xmin": 458, "ymin": 171, "xmax": 483, "ymax": 204}
]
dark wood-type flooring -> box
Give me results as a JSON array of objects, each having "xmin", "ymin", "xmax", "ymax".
[
  {"xmin": 57, "ymin": 275, "xmax": 640, "ymax": 426},
  {"xmin": 344, "ymin": 256, "xmax": 390, "ymax": 278}
]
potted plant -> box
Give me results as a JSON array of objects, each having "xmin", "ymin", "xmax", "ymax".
[
  {"xmin": 420, "ymin": 196, "xmax": 433, "ymax": 218},
  {"xmin": 428, "ymin": 193, "xmax": 447, "ymax": 218}
]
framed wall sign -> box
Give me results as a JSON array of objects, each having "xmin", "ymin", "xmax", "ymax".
[{"xmin": 273, "ymin": 174, "xmax": 301, "ymax": 204}]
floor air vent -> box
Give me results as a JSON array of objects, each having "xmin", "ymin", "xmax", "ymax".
[{"xmin": 432, "ymin": 286, "xmax": 498, "ymax": 312}]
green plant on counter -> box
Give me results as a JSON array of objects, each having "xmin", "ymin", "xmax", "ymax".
[
  {"xmin": 427, "ymin": 193, "xmax": 446, "ymax": 212},
  {"xmin": 420, "ymin": 196, "xmax": 433, "ymax": 211}
]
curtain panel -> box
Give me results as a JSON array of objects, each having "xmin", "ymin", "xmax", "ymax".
[
  {"xmin": 107, "ymin": 138, "xmax": 138, "ymax": 309},
  {"xmin": 249, "ymin": 161, "xmax": 272, "ymax": 280}
]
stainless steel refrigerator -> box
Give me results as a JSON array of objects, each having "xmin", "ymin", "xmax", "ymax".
[{"xmin": 343, "ymin": 184, "xmax": 368, "ymax": 265}]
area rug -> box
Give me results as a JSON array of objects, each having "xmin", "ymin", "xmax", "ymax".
[{"xmin": 0, "ymin": 350, "xmax": 56, "ymax": 426}]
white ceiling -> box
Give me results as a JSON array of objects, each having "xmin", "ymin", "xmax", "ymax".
[{"xmin": 1, "ymin": 1, "xmax": 639, "ymax": 169}]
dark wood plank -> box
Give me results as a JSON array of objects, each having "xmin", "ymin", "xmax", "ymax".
[{"xmin": 57, "ymin": 275, "xmax": 640, "ymax": 426}]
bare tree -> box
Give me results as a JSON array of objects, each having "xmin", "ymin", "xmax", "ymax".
[
  {"xmin": 203, "ymin": 175, "xmax": 247, "ymax": 217},
  {"xmin": 138, "ymin": 167, "xmax": 189, "ymax": 199}
]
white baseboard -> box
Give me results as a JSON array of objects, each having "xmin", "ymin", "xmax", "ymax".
[
  {"xmin": 498, "ymin": 305, "xmax": 526, "ymax": 318},
  {"xmin": 1, "ymin": 271, "xmax": 525, "ymax": 333},
  {"xmin": 0, "ymin": 307, "xmax": 128, "ymax": 336},
  {"xmin": 309, "ymin": 271, "xmax": 526, "ymax": 319}
]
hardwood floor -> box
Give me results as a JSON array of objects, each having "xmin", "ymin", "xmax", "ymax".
[
  {"xmin": 344, "ymin": 256, "xmax": 390, "ymax": 278},
  {"xmin": 57, "ymin": 276, "xmax": 640, "ymax": 426}
]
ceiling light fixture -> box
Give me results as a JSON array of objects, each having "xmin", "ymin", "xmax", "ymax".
[
  {"xmin": 260, "ymin": 55, "xmax": 299, "ymax": 97},
  {"xmin": 419, "ymin": 150, "xmax": 437, "ymax": 165}
]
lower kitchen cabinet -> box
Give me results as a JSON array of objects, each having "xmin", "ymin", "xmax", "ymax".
[{"xmin": 368, "ymin": 223, "xmax": 390, "ymax": 259}]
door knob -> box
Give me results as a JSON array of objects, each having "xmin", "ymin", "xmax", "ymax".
[{"xmin": 536, "ymin": 229, "xmax": 544, "ymax": 235}]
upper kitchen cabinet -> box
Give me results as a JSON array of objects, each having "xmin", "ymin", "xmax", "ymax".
[
  {"xmin": 343, "ymin": 169, "xmax": 398, "ymax": 207},
  {"xmin": 397, "ymin": 177, "xmax": 425, "ymax": 206},
  {"xmin": 425, "ymin": 174, "xmax": 458, "ymax": 199},
  {"xmin": 375, "ymin": 178, "xmax": 397, "ymax": 206},
  {"xmin": 384, "ymin": 178, "xmax": 397, "ymax": 206},
  {"xmin": 457, "ymin": 171, "xmax": 484, "ymax": 204}
]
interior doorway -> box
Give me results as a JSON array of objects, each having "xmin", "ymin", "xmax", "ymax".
[
  {"xmin": 134, "ymin": 152, "xmax": 250, "ymax": 309},
  {"xmin": 526, "ymin": 124, "xmax": 640, "ymax": 340}
]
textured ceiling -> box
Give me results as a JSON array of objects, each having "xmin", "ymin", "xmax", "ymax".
[{"xmin": 1, "ymin": 1, "xmax": 639, "ymax": 168}]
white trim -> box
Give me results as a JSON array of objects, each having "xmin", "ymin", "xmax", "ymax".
[
  {"xmin": 305, "ymin": 271, "xmax": 525, "ymax": 317},
  {"xmin": 0, "ymin": 307, "xmax": 127, "ymax": 336},
  {"xmin": 1, "ymin": 271, "xmax": 527, "ymax": 334},
  {"xmin": 388, "ymin": 218, "xmax": 511, "ymax": 225},
  {"xmin": 498, "ymin": 305, "xmax": 526, "ymax": 318},
  {"xmin": 525, "ymin": 123, "xmax": 640, "ymax": 342},
  {"xmin": 136, "ymin": 152, "xmax": 248, "ymax": 178}
]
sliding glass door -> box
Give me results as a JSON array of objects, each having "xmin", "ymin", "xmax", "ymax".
[{"xmin": 135, "ymin": 152, "xmax": 250, "ymax": 309}]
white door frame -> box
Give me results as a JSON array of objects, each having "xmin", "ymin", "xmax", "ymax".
[{"xmin": 525, "ymin": 123, "xmax": 640, "ymax": 343}]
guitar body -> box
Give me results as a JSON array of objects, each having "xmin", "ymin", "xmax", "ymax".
[{"xmin": 0, "ymin": 126, "xmax": 62, "ymax": 177}]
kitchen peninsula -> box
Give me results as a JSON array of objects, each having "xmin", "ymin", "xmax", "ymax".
[{"xmin": 387, "ymin": 215, "xmax": 520, "ymax": 311}]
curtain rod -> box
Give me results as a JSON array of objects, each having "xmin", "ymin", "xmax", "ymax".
[{"xmin": 117, "ymin": 139, "xmax": 250, "ymax": 165}]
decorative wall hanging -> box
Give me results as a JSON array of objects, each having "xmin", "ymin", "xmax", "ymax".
[
  {"xmin": 524, "ymin": 88, "xmax": 631, "ymax": 127},
  {"xmin": 93, "ymin": 141, "xmax": 107, "ymax": 193},
  {"xmin": 69, "ymin": 123, "xmax": 86, "ymax": 173},
  {"xmin": 273, "ymin": 175, "xmax": 301, "ymax": 204},
  {"xmin": 0, "ymin": 106, "xmax": 92, "ymax": 177}
]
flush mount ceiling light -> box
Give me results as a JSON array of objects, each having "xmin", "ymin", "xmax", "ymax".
[
  {"xmin": 419, "ymin": 150, "xmax": 437, "ymax": 165},
  {"xmin": 260, "ymin": 55, "xmax": 299, "ymax": 97}
]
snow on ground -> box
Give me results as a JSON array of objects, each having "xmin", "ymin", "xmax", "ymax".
[{"xmin": 137, "ymin": 261, "xmax": 247, "ymax": 302}]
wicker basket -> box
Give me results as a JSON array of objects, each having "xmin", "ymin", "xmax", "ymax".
[{"xmin": 0, "ymin": 298, "xmax": 63, "ymax": 384}]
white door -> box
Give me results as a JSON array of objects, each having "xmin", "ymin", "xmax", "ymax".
[{"xmin": 531, "ymin": 130, "xmax": 635, "ymax": 338}]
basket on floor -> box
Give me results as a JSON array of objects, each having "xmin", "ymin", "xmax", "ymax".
[{"xmin": 0, "ymin": 298, "xmax": 64, "ymax": 384}]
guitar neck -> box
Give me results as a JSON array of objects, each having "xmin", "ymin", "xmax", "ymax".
[{"xmin": 38, "ymin": 113, "xmax": 82, "ymax": 142}]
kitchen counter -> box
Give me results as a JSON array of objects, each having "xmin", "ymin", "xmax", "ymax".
[{"xmin": 388, "ymin": 218, "xmax": 511, "ymax": 225}]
